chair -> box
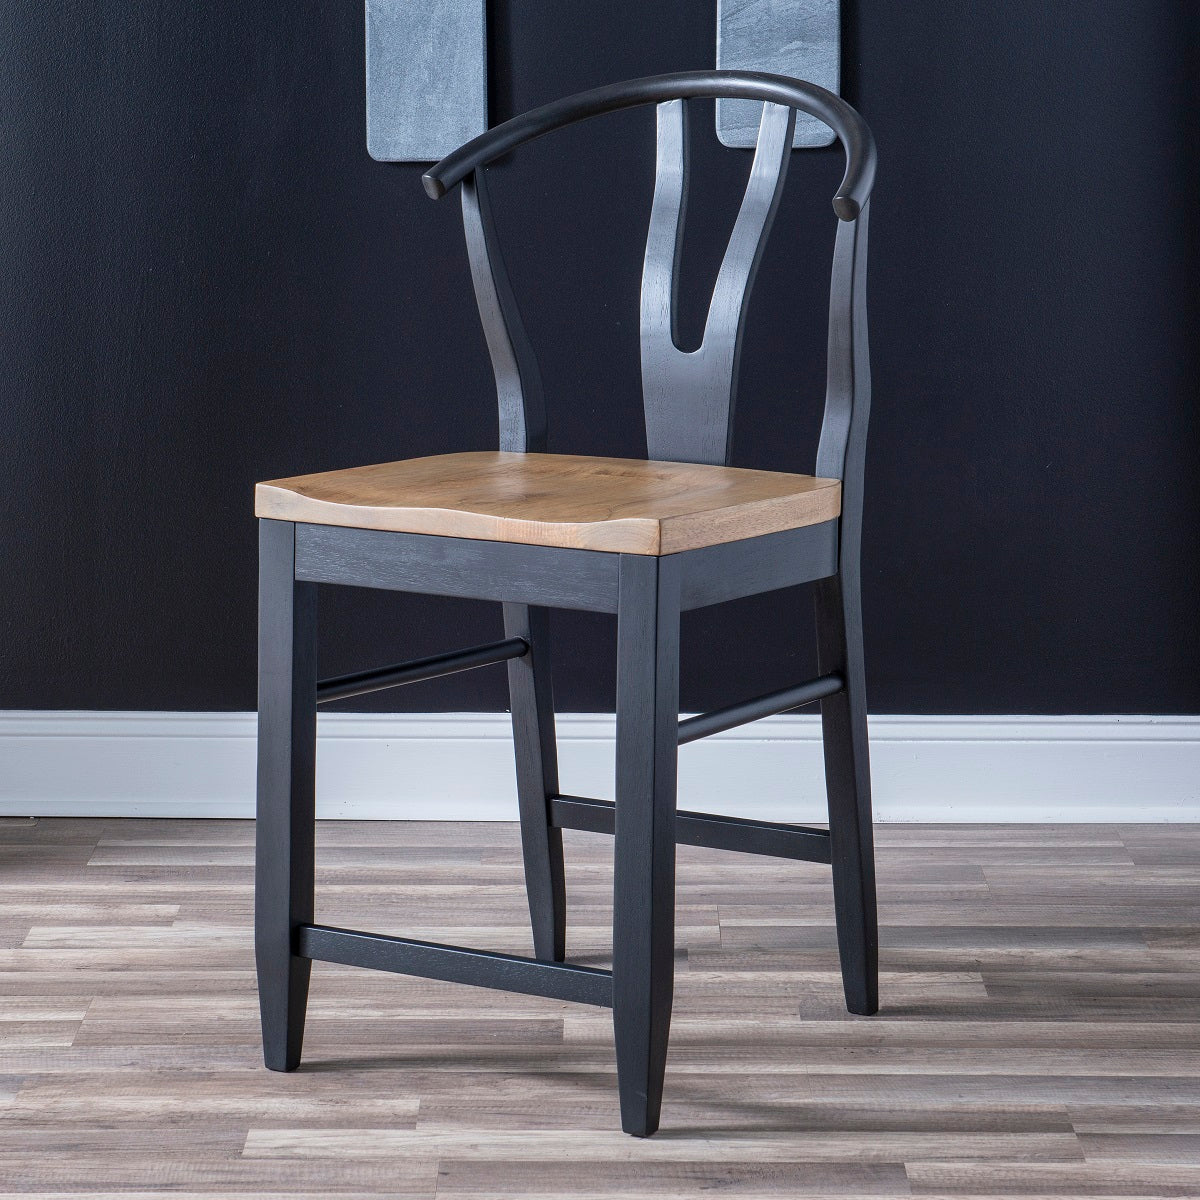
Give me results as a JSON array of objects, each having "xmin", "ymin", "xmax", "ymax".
[{"xmin": 254, "ymin": 69, "xmax": 877, "ymax": 1137}]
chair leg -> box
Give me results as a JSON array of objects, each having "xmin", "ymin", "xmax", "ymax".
[
  {"xmin": 503, "ymin": 603, "xmax": 566, "ymax": 962},
  {"xmin": 611, "ymin": 555, "xmax": 680, "ymax": 1137},
  {"xmin": 255, "ymin": 519, "xmax": 318, "ymax": 1070},
  {"xmin": 815, "ymin": 570, "xmax": 879, "ymax": 1016}
]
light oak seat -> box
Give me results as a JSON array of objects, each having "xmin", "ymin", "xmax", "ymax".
[{"xmin": 256, "ymin": 451, "xmax": 841, "ymax": 556}]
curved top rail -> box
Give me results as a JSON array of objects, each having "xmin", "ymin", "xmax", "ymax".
[{"xmin": 422, "ymin": 70, "xmax": 876, "ymax": 221}]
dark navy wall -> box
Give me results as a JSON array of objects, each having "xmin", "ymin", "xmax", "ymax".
[{"xmin": 2, "ymin": 2, "xmax": 1197, "ymax": 713}]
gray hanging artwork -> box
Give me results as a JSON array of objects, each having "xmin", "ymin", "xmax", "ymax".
[
  {"xmin": 365, "ymin": 0, "xmax": 840, "ymax": 161},
  {"xmin": 716, "ymin": 0, "xmax": 840, "ymax": 148},
  {"xmin": 366, "ymin": 0, "xmax": 487, "ymax": 162}
]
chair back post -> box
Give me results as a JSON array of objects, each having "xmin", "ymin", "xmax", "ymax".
[
  {"xmin": 816, "ymin": 202, "xmax": 870, "ymax": 563},
  {"xmin": 461, "ymin": 169, "xmax": 547, "ymax": 453}
]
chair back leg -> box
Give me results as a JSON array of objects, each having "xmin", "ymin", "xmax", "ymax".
[
  {"xmin": 504, "ymin": 602, "xmax": 567, "ymax": 962},
  {"xmin": 815, "ymin": 570, "xmax": 879, "ymax": 1016},
  {"xmin": 611, "ymin": 554, "xmax": 681, "ymax": 1137},
  {"xmin": 255, "ymin": 519, "xmax": 318, "ymax": 1069}
]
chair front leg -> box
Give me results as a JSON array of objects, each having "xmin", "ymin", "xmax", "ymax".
[
  {"xmin": 815, "ymin": 569, "xmax": 878, "ymax": 1016},
  {"xmin": 504, "ymin": 603, "xmax": 566, "ymax": 962},
  {"xmin": 612, "ymin": 554, "xmax": 681, "ymax": 1137},
  {"xmin": 255, "ymin": 519, "xmax": 318, "ymax": 1070}
]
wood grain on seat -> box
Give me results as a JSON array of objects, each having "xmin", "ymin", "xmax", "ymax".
[{"xmin": 255, "ymin": 451, "xmax": 841, "ymax": 555}]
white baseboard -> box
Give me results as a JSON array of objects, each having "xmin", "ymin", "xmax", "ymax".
[{"xmin": 0, "ymin": 711, "xmax": 1196, "ymax": 822}]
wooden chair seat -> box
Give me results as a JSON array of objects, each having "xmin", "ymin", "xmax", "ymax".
[{"xmin": 256, "ymin": 450, "xmax": 842, "ymax": 555}]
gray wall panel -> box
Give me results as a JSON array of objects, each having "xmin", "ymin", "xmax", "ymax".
[
  {"xmin": 717, "ymin": 0, "xmax": 839, "ymax": 148},
  {"xmin": 366, "ymin": 0, "xmax": 487, "ymax": 161}
]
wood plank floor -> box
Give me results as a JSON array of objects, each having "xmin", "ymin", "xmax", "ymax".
[{"xmin": 0, "ymin": 818, "xmax": 1197, "ymax": 1197}]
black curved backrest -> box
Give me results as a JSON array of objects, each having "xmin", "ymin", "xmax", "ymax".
[{"xmin": 424, "ymin": 70, "xmax": 874, "ymax": 515}]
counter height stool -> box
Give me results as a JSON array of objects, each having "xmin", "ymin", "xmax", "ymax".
[{"xmin": 254, "ymin": 70, "xmax": 877, "ymax": 1137}]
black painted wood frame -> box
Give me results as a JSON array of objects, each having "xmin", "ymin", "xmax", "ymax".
[{"xmin": 256, "ymin": 70, "xmax": 877, "ymax": 1139}]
